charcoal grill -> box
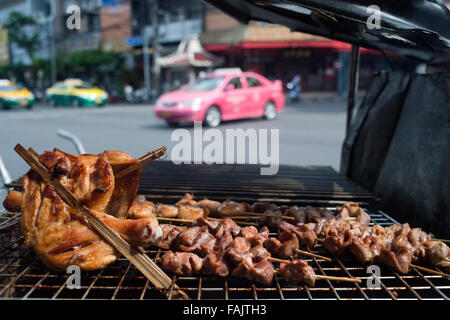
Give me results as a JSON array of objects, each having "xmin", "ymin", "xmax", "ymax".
[{"xmin": 1, "ymin": 163, "xmax": 448, "ymax": 300}]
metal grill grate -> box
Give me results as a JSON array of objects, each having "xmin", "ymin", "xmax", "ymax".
[
  {"xmin": 137, "ymin": 162, "xmax": 379, "ymax": 207},
  {"xmin": 1, "ymin": 164, "xmax": 448, "ymax": 300},
  {"xmin": 7, "ymin": 162, "xmax": 377, "ymax": 207},
  {"xmin": 1, "ymin": 209, "xmax": 448, "ymax": 300}
]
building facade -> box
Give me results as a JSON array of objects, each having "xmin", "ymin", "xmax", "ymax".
[
  {"xmin": 0, "ymin": 0, "xmax": 53, "ymax": 66},
  {"xmin": 200, "ymin": 5, "xmax": 405, "ymax": 95}
]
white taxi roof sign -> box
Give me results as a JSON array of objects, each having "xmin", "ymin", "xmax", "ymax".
[{"xmin": 213, "ymin": 68, "xmax": 242, "ymax": 75}]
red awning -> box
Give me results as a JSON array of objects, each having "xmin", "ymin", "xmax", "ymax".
[{"xmin": 204, "ymin": 40, "xmax": 378, "ymax": 53}]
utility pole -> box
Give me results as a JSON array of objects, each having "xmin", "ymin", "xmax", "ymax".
[
  {"xmin": 151, "ymin": 0, "xmax": 160, "ymax": 100},
  {"xmin": 142, "ymin": 25, "xmax": 150, "ymax": 101},
  {"xmin": 49, "ymin": 0, "xmax": 57, "ymax": 84}
]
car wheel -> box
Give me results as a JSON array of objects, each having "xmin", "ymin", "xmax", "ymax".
[
  {"xmin": 1, "ymin": 101, "xmax": 8, "ymax": 110},
  {"xmin": 26, "ymin": 104, "xmax": 33, "ymax": 110},
  {"xmin": 166, "ymin": 121, "xmax": 179, "ymax": 128},
  {"xmin": 205, "ymin": 106, "xmax": 221, "ymax": 127},
  {"xmin": 72, "ymin": 98, "xmax": 80, "ymax": 107},
  {"xmin": 264, "ymin": 101, "xmax": 277, "ymax": 120}
]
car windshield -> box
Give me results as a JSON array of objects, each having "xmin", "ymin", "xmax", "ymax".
[
  {"xmin": 0, "ymin": 85, "xmax": 19, "ymax": 91},
  {"xmin": 74, "ymin": 84, "xmax": 93, "ymax": 89},
  {"xmin": 182, "ymin": 77, "xmax": 224, "ymax": 91}
]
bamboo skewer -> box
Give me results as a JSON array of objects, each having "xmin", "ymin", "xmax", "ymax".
[
  {"xmin": 411, "ymin": 264, "xmax": 450, "ymax": 278},
  {"xmin": 268, "ymin": 257, "xmax": 290, "ymax": 264},
  {"xmin": 208, "ymin": 217, "xmax": 258, "ymax": 226},
  {"xmin": 14, "ymin": 144, "xmax": 188, "ymax": 300},
  {"xmin": 315, "ymin": 275, "xmax": 361, "ymax": 283},
  {"xmin": 295, "ymin": 249, "xmax": 332, "ymax": 262},
  {"xmin": 156, "ymin": 217, "xmax": 197, "ymax": 224},
  {"xmin": 227, "ymin": 213, "xmax": 295, "ymax": 221},
  {"xmin": 115, "ymin": 146, "xmax": 167, "ymax": 179},
  {"xmin": 12, "ymin": 145, "xmax": 450, "ymax": 288},
  {"xmin": 156, "ymin": 216, "xmax": 259, "ymax": 226},
  {"xmin": 268, "ymin": 258, "xmax": 360, "ymax": 283},
  {"xmin": 27, "ymin": 146, "xmax": 166, "ymax": 180},
  {"xmin": 432, "ymin": 239, "xmax": 450, "ymax": 243}
]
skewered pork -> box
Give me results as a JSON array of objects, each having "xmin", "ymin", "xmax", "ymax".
[
  {"xmin": 161, "ymin": 250, "xmax": 203, "ymax": 275},
  {"xmin": 231, "ymin": 256, "xmax": 274, "ymax": 286},
  {"xmin": 264, "ymin": 230, "xmax": 299, "ymax": 259},
  {"xmin": 158, "ymin": 224, "xmax": 186, "ymax": 249},
  {"xmin": 284, "ymin": 206, "xmax": 306, "ymax": 224},
  {"xmin": 279, "ymin": 259, "xmax": 316, "ymax": 287},
  {"xmin": 202, "ymin": 252, "xmax": 230, "ymax": 277},
  {"xmin": 170, "ymin": 226, "xmax": 216, "ymax": 256}
]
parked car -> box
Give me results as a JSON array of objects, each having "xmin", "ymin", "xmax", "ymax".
[
  {"xmin": 0, "ymin": 80, "xmax": 35, "ymax": 110},
  {"xmin": 154, "ymin": 70, "xmax": 285, "ymax": 127},
  {"xmin": 46, "ymin": 79, "xmax": 108, "ymax": 107}
]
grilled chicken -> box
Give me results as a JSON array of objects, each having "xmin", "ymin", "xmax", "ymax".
[
  {"xmin": 156, "ymin": 203, "xmax": 179, "ymax": 218},
  {"xmin": 20, "ymin": 148, "xmax": 162, "ymax": 271},
  {"xmin": 217, "ymin": 199, "xmax": 252, "ymax": 217},
  {"xmin": 103, "ymin": 151, "xmax": 143, "ymax": 219},
  {"xmin": 176, "ymin": 193, "xmax": 207, "ymax": 220},
  {"xmin": 127, "ymin": 196, "xmax": 156, "ymax": 219},
  {"xmin": 197, "ymin": 198, "xmax": 221, "ymax": 216},
  {"xmin": 3, "ymin": 190, "xmax": 23, "ymax": 212}
]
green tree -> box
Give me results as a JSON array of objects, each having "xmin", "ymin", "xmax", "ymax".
[
  {"xmin": 67, "ymin": 50, "xmax": 124, "ymax": 73},
  {"xmin": 4, "ymin": 11, "xmax": 39, "ymax": 62}
]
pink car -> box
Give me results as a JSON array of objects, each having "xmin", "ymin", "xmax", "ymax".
[{"xmin": 154, "ymin": 71, "xmax": 285, "ymax": 127}]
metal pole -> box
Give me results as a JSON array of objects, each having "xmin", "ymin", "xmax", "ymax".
[
  {"xmin": 151, "ymin": 0, "xmax": 160, "ymax": 100},
  {"xmin": 142, "ymin": 26, "xmax": 151, "ymax": 101},
  {"xmin": 57, "ymin": 129, "xmax": 86, "ymax": 155},
  {"xmin": 346, "ymin": 45, "xmax": 360, "ymax": 133},
  {"xmin": 49, "ymin": 0, "xmax": 57, "ymax": 84}
]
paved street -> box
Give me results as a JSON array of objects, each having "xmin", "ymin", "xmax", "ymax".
[{"xmin": 0, "ymin": 99, "xmax": 347, "ymax": 184}]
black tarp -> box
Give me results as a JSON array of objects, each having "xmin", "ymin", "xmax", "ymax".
[
  {"xmin": 205, "ymin": 0, "xmax": 450, "ymax": 62},
  {"xmin": 342, "ymin": 72, "xmax": 450, "ymax": 236}
]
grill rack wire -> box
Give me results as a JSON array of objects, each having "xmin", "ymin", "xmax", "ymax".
[{"xmin": 1, "ymin": 208, "xmax": 449, "ymax": 300}]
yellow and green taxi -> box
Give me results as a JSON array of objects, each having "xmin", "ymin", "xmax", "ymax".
[
  {"xmin": 46, "ymin": 79, "xmax": 108, "ymax": 107},
  {"xmin": 0, "ymin": 80, "xmax": 35, "ymax": 110}
]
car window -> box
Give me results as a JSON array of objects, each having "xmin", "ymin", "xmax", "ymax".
[
  {"xmin": 183, "ymin": 77, "xmax": 224, "ymax": 91},
  {"xmin": 246, "ymin": 77, "xmax": 262, "ymax": 87},
  {"xmin": 55, "ymin": 84, "xmax": 67, "ymax": 89},
  {"xmin": 0, "ymin": 85, "xmax": 19, "ymax": 91},
  {"xmin": 74, "ymin": 84, "xmax": 93, "ymax": 89},
  {"xmin": 226, "ymin": 77, "xmax": 242, "ymax": 90}
]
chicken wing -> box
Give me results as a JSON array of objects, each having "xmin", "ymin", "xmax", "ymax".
[{"xmin": 21, "ymin": 149, "xmax": 162, "ymax": 271}]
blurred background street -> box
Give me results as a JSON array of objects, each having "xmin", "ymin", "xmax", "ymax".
[
  {"xmin": 0, "ymin": 98, "xmax": 347, "ymax": 180},
  {"xmin": 0, "ymin": 0, "xmax": 439, "ymax": 183}
]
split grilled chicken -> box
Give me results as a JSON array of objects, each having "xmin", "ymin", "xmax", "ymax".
[{"xmin": 4, "ymin": 148, "xmax": 162, "ymax": 271}]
